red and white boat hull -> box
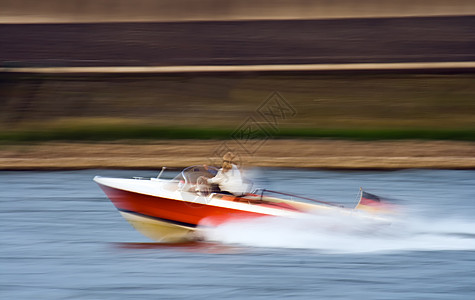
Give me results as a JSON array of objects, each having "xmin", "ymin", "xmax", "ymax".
[{"xmin": 94, "ymin": 176, "xmax": 311, "ymax": 242}]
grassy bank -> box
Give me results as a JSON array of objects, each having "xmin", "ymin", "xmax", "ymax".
[
  {"xmin": 1, "ymin": 125, "xmax": 475, "ymax": 143},
  {"xmin": 1, "ymin": 72, "xmax": 475, "ymax": 143}
]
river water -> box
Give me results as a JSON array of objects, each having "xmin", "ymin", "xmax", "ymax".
[{"xmin": 1, "ymin": 169, "xmax": 475, "ymax": 299}]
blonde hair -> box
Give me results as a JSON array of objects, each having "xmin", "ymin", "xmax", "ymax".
[{"xmin": 222, "ymin": 152, "xmax": 236, "ymax": 172}]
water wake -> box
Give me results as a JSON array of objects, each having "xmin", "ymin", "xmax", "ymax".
[{"xmin": 201, "ymin": 210, "xmax": 475, "ymax": 254}]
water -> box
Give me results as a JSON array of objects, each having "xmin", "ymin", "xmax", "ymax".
[{"xmin": 1, "ymin": 169, "xmax": 475, "ymax": 299}]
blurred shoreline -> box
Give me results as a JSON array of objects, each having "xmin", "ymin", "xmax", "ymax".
[
  {"xmin": 4, "ymin": 62, "xmax": 475, "ymax": 74},
  {"xmin": 1, "ymin": 140, "xmax": 474, "ymax": 170},
  {"xmin": 2, "ymin": 16, "xmax": 474, "ymax": 68},
  {"xmin": 1, "ymin": 0, "xmax": 475, "ymax": 23},
  {"xmin": 2, "ymin": 73, "xmax": 474, "ymax": 135},
  {"xmin": 2, "ymin": 4, "xmax": 474, "ymax": 171}
]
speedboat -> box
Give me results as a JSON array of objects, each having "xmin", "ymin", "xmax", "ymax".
[{"xmin": 94, "ymin": 166, "xmax": 389, "ymax": 243}]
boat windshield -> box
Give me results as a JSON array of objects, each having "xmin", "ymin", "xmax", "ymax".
[{"xmin": 167, "ymin": 165, "xmax": 219, "ymax": 193}]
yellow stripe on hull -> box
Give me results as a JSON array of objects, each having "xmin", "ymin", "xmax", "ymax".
[{"xmin": 119, "ymin": 211, "xmax": 197, "ymax": 243}]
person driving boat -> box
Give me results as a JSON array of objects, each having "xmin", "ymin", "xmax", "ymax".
[{"xmin": 206, "ymin": 152, "xmax": 247, "ymax": 196}]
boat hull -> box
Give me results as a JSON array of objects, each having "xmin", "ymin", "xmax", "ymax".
[
  {"xmin": 94, "ymin": 175, "xmax": 351, "ymax": 242},
  {"xmin": 119, "ymin": 211, "xmax": 196, "ymax": 243},
  {"xmin": 96, "ymin": 180, "xmax": 281, "ymax": 242},
  {"xmin": 94, "ymin": 173, "xmax": 392, "ymax": 243}
]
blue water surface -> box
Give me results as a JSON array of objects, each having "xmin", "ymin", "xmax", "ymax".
[{"xmin": 1, "ymin": 169, "xmax": 475, "ymax": 299}]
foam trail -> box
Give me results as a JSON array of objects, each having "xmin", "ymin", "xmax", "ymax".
[{"xmin": 201, "ymin": 210, "xmax": 475, "ymax": 254}]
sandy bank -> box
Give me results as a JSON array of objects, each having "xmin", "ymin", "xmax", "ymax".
[{"xmin": 1, "ymin": 140, "xmax": 474, "ymax": 170}]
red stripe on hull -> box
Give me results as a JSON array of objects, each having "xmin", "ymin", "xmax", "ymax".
[{"xmin": 98, "ymin": 184, "xmax": 266, "ymax": 227}]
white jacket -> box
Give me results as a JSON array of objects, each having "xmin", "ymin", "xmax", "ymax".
[{"xmin": 207, "ymin": 164, "xmax": 247, "ymax": 195}]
